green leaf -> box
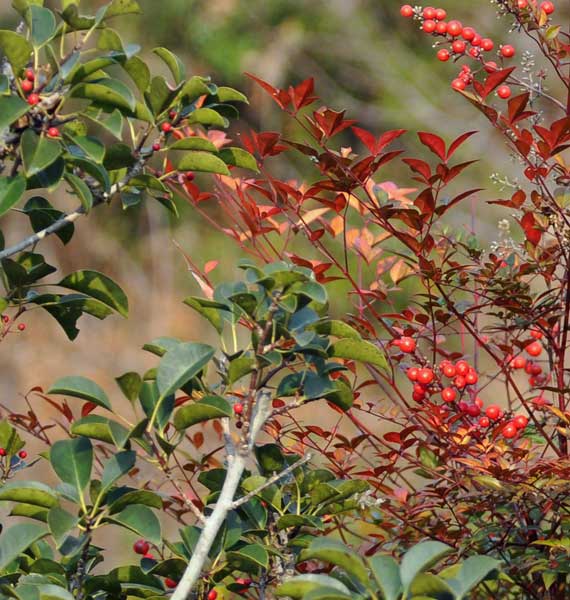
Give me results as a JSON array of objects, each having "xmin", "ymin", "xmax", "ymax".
[
  {"xmin": 50, "ymin": 438, "xmax": 93, "ymax": 501},
  {"xmin": 218, "ymin": 147, "xmax": 259, "ymax": 172},
  {"xmin": 101, "ymin": 451, "xmax": 136, "ymax": 493},
  {"xmin": 174, "ymin": 151, "xmax": 230, "ymax": 175},
  {"xmin": 157, "ymin": 342, "xmax": 215, "ymax": 398},
  {"xmin": 311, "ymin": 320, "xmax": 361, "ymax": 340},
  {"xmin": 0, "ymin": 175, "xmax": 26, "ymax": 218},
  {"xmin": 183, "ymin": 296, "xmax": 230, "ymax": 333},
  {"xmin": 108, "ymin": 505, "xmax": 161, "ymax": 545},
  {"xmin": 64, "ymin": 173, "xmax": 93, "ymax": 212},
  {"xmin": 21, "ymin": 130, "xmax": 61, "ymax": 177},
  {"xmin": 143, "ymin": 336, "xmax": 181, "ymax": 357},
  {"xmin": 107, "ymin": 489, "xmax": 162, "ymax": 514},
  {"xmin": 227, "ymin": 355, "xmax": 255, "ymax": 384},
  {"xmin": 369, "ymin": 555, "xmax": 402, "ymax": 600},
  {"xmin": 169, "ymin": 138, "xmax": 218, "ymax": 152},
  {"xmin": 153, "ymin": 47, "xmax": 185, "ymax": 84},
  {"xmin": 70, "ymin": 79, "xmax": 136, "ymax": 112},
  {"xmin": 304, "ymin": 589, "xmax": 354, "ymax": 600},
  {"xmin": 0, "ymin": 523, "xmax": 46, "ymax": 570},
  {"xmin": 276, "ymin": 575, "xmax": 352, "ymax": 599},
  {"xmin": 65, "ymin": 133, "xmax": 105, "ymax": 163},
  {"xmin": 174, "ymin": 396, "xmax": 232, "ymax": 430},
  {"xmin": 178, "ymin": 75, "xmax": 211, "ymax": 103},
  {"xmin": 26, "ymin": 5, "xmax": 56, "ymax": 47},
  {"xmin": 145, "ymin": 75, "xmax": 178, "ymax": 116},
  {"xmin": 116, "ymin": 372, "xmax": 142, "ymax": 403},
  {"xmin": 71, "ymin": 415, "xmax": 129, "ymax": 448},
  {"xmin": 58, "ymin": 270, "xmax": 128, "ymax": 317},
  {"xmin": 65, "ymin": 156, "xmax": 110, "ymax": 192},
  {"xmin": 0, "ymin": 481, "xmax": 58, "ymax": 508},
  {"xmin": 0, "ymin": 95, "xmax": 30, "ymax": 131},
  {"xmin": 47, "ymin": 506, "xmax": 79, "ymax": 547},
  {"xmin": 328, "ymin": 339, "xmax": 387, "ymax": 370},
  {"xmin": 409, "ymin": 574, "xmax": 455, "ymax": 600},
  {"xmin": 216, "ymin": 86, "xmax": 248, "ymax": 104},
  {"xmin": 0, "ymin": 420, "xmax": 25, "ymax": 456},
  {"xmin": 226, "ymin": 543, "xmax": 269, "ymax": 570},
  {"xmin": 48, "ymin": 375, "xmax": 110, "ymax": 410},
  {"xmin": 104, "ymin": 0, "xmax": 141, "ymax": 19},
  {"xmin": 23, "ymin": 196, "xmax": 74, "ymax": 244},
  {"xmin": 0, "ymin": 30, "xmax": 33, "ymax": 73},
  {"xmin": 451, "ymin": 556, "xmax": 501, "ymax": 598},
  {"xmin": 187, "ymin": 107, "xmax": 228, "ymax": 128},
  {"xmin": 301, "ymin": 539, "xmax": 369, "ymax": 586},
  {"xmin": 400, "ymin": 541, "xmax": 454, "ymax": 595},
  {"xmin": 123, "ymin": 56, "xmax": 150, "ymax": 92}
]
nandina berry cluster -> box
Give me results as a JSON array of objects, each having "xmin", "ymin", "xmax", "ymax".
[{"xmin": 400, "ymin": 3, "xmax": 556, "ymax": 97}]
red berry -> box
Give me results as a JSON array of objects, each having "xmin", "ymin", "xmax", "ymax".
[
  {"xmin": 1, "ymin": 315, "xmax": 9, "ymax": 324},
  {"xmin": 423, "ymin": 7, "xmax": 436, "ymax": 19},
  {"xmin": 501, "ymin": 45, "xmax": 516, "ymax": 58},
  {"xmin": 452, "ymin": 40, "xmax": 466, "ymax": 54},
  {"xmin": 461, "ymin": 27, "xmax": 476, "ymax": 41},
  {"xmin": 152, "ymin": 142, "xmax": 161, "ymax": 152},
  {"xmin": 434, "ymin": 8, "xmax": 447, "ymax": 20},
  {"xmin": 169, "ymin": 110, "xmax": 177, "ymax": 119},
  {"xmin": 422, "ymin": 20, "xmax": 437, "ymax": 34},
  {"xmin": 453, "ymin": 375, "xmax": 466, "ymax": 389},
  {"xmin": 234, "ymin": 403, "xmax": 244, "ymax": 415},
  {"xmin": 513, "ymin": 415, "xmax": 529, "ymax": 430},
  {"xmin": 486, "ymin": 405, "xmax": 501, "ymax": 420},
  {"xmin": 526, "ymin": 341, "xmax": 543, "ymax": 357},
  {"xmin": 442, "ymin": 364, "xmax": 456, "ymax": 378},
  {"xmin": 452, "ymin": 78, "xmax": 466, "ymax": 91},
  {"xmin": 479, "ymin": 416, "xmax": 490, "ymax": 428},
  {"xmin": 407, "ymin": 367, "xmax": 419, "ymax": 381},
  {"xmin": 481, "ymin": 38, "xmax": 495, "ymax": 52},
  {"xmin": 235, "ymin": 420, "xmax": 243, "ymax": 429},
  {"xmin": 207, "ymin": 591, "xmax": 218, "ymax": 600},
  {"xmin": 517, "ymin": 0, "xmax": 528, "ymax": 7},
  {"xmin": 441, "ymin": 387, "xmax": 457, "ymax": 403},
  {"xmin": 484, "ymin": 61, "xmax": 498, "ymax": 73},
  {"xmin": 417, "ymin": 368, "xmax": 435, "ymax": 385},
  {"xmin": 25, "ymin": 69, "xmax": 35, "ymax": 82},
  {"xmin": 465, "ymin": 369, "xmax": 478, "ymax": 385},
  {"xmin": 165, "ymin": 578, "xmax": 177, "ymax": 589},
  {"xmin": 185, "ymin": 172, "xmax": 195, "ymax": 182},
  {"xmin": 455, "ymin": 360, "xmax": 470, "ymax": 377},
  {"xmin": 161, "ymin": 122, "xmax": 173, "ymax": 133},
  {"xmin": 133, "ymin": 539, "xmax": 150, "ymax": 555},
  {"xmin": 471, "ymin": 34, "xmax": 482, "ymax": 46},
  {"xmin": 466, "ymin": 404, "xmax": 481, "ymax": 417},
  {"xmin": 469, "ymin": 47, "xmax": 480, "ymax": 58},
  {"xmin": 497, "ymin": 85, "xmax": 512, "ymax": 99},
  {"xmin": 27, "ymin": 93, "xmax": 40, "ymax": 106},
  {"xmin": 0, "ymin": 448, "xmax": 6, "ymax": 457},
  {"xmin": 21, "ymin": 80, "xmax": 33, "ymax": 93},
  {"xmin": 541, "ymin": 1, "xmax": 555, "ymax": 14},
  {"xmin": 18, "ymin": 450, "xmax": 27, "ymax": 460},
  {"xmin": 512, "ymin": 356, "xmax": 527, "ymax": 369},
  {"xmin": 475, "ymin": 396, "xmax": 484, "ymax": 408},
  {"xmin": 143, "ymin": 552, "xmax": 155, "ymax": 560},
  {"xmin": 530, "ymin": 329, "xmax": 543, "ymax": 340},
  {"xmin": 400, "ymin": 4, "xmax": 414, "ymax": 17},
  {"xmin": 435, "ymin": 21, "xmax": 448, "ymax": 34},
  {"xmin": 412, "ymin": 391, "xmax": 425, "ymax": 402},
  {"xmin": 447, "ymin": 20, "xmax": 463, "ymax": 37},
  {"xmin": 399, "ymin": 336, "xmax": 416, "ymax": 353},
  {"xmin": 437, "ymin": 49, "xmax": 450, "ymax": 62},
  {"xmin": 17, "ymin": 323, "xmax": 26, "ymax": 331},
  {"xmin": 503, "ymin": 423, "xmax": 518, "ymax": 439},
  {"xmin": 47, "ymin": 127, "xmax": 60, "ymax": 138}
]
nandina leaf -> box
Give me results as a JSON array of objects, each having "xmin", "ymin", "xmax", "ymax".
[
  {"xmin": 447, "ymin": 131, "xmax": 477, "ymax": 160},
  {"xmin": 482, "ymin": 67, "xmax": 516, "ymax": 99},
  {"xmin": 436, "ymin": 188, "xmax": 483, "ymax": 216},
  {"xmin": 290, "ymin": 77, "xmax": 317, "ymax": 111},
  {"xmin": 418, "ymin": 132, "xmax": 446, "ymax": 161},
  {"xmin": 376, "ymin": 129, "xmax": 406, "ymax": 154},
  {"xmin": 402, "ymin": 158, "xmax": 431, "ymax": 182},
  {"xmin": 508, "ymin": 93, "xmax": 530, "ymax": 124},
  {"xmin": 352, "ymin": 126, "xmax": 377, "ymax": 155},
  {"xmin": 245, "ymin": 72, "xmax": 291, "ymax": 109},
  {"xmin": 521, "ymin": 212, "xmax": 542, "ymax": 245}
]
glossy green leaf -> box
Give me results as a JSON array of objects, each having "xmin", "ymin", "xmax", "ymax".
[
  {"xmin": 71, "ymin": 415, "xmax": 129, "ymax": 447},
  {"xmin": 169, "ymin": 138, "xmax": 218, "ymax": 152},
  {"xmin": 0, "ymin": 175, "xmax": 26, "ymax": 218},
  {"xmin": 23, "ymin": 196, "xmax": 74, "ymax": 244},
  {"xmin": 27, "ymin": 5, "xmax": 56, "ymax": 47},
  {"xmin": 187, "ymin": 107, "xmax": 228, "ymax": 128},
  {"xmin": 0, "ymin": 523, "xmax": 46, "ymax": 570},
  {"xmin": 21, "ymin": 130, "xmax": 61, "ymax": 177},
  {"xmin": 304, "ymin": 589, "xmax": 354, "ymax": 600},
  {"xmin": 174, "ymin": 396, "xmax": 232, "ymax": 430},
  {"xmin": 104, "ymin": 0, "xmax": 141, "ymax": 19},
  {"xmin": 401, "ymin": 541, "xmax": 454, "ymax": 594},
  {"xmin": 409, "ymin": 574, "xmax": 455, "ymax": 600},
  {"xmin": 47, "ymin": 506, "xmax": 79, "ymax": 547},
  {"xmin": 226, "ymin": 543, "xmax": 269, "ymax": 570},
  {"xmin": 153, "ymin": 47, "xmax": 185, "ymax": 84},
  {"xmin": 174, "ymin": 151, "xmax": 230, "ymax": 175},
  {"xmin": 157, "ymin": 342, "xmax": 215, "ymax": 398},
  {"xmin": 64, "ymin": 172, "xmax": 93, "ymax": 212},
  {"xmin": 116, "ymin": 371, "xmax": 142, "ymax": 403},
  {"xmin": 0, "ymin": 481, "xmax": 58, "ymax": 508},
  {"xmin": 0, "ymin": 30, "xmax": 33, "ymax": 73},
  {"xmin": 301, "ymin": 538, "xmax": 369, "ymax": 586},
  {"xmin": 70, "ymin": 79, "xmax": 136, "ymax": 112},
  {"xmin": 369, "ymin": 554, "xmax": 402, "ymax": 600},
  {"xmin": 216, "ymin": 86, "xmax": 248, "ymax": 103},
  {"xmin": 328, "ymin": 339, "xmax": 387, "ymax": 370},
  {"xmin": 108, "ymin": 505, "xmax": 161, "ymax": 545},
  {"xmin": 183, "ymin": 296, "xmax": 230, "ymax": 333},
  {"xmin": 107, "ymin": 489, "xmax": 162, "ymax": 515},
  {"xmin": 48, "ymin": 375, "xmax": 110, "ymax": 410},
  {"xmin": 50, "ymin": 438, "xmax": 93, "ymax": 500},
  {"xmin": 218, "ymin": 147, "xmax": 259, "ymax": 172},
  {"xmin": 451, "ymin": 556, "xmax": 501, "ymax": 598},
  {"xmin": 65, "ymin": 133, "xmax": 105, "ymax": 164},
  {"xmin": 123, "ymin": 55, "xmax": 150, "ymax": 92},
  {"xmin": 58, "ymin": 270, "xmax": 128, "ymax": 317},
  {"xmin": 276, "ymin": 575, "xmax": 352, "ymax": 598},
  {"xmin": 101, "ymin": 451, "xmax": 136, "ymax": 493},
  {"xmin": 0, "ymin": 95, "xmax": 30, "ymax": 131}
]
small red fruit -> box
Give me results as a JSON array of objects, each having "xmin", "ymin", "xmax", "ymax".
[
  {"xmin": 461, "ymin": 27, "xmax": 476, "ymax": 41},
  {"xmin": 400, "ymin": 4, "xmax": 414, "ymax": 17},
  {"xmin": 27, "ymin": 93, "xmax": 40, "ymax": 106},
  {"xmin": 526, "ymin": 341, "xmax": 543, "ymax": 357},
  {"xmin": 465, "ymin": 369, "xmax": 478, "ymax": 385},
  {"xmin": 475, "ymin": 396, "xmax": 484, "ymax": 408},
  {"xmin": 497, "ymin": 85, "xmax": 512, "ymax": 99},
  {"xmin": 399, "ymin": 336, "xmax": 416, "ymax": 353},
  {"xmin": 455, "ymin": 360, "xmax": 470, "ymax": 377},
  {"xmin": 0, "ymin": 448, "xmax": 6, "ymax": 457},
  {"xmin": 471, "ymin": 34, "xmax": 482, "ymax": 47},
  {"xmin": 417, "ymin": 368, "xmax": 435, "ymax": 385},
  {"xmin": 447, "ymin": 20, "xmax": 463, "ymax": 37},
  {"xmin": 21, "ymin": 80, "xmax": 33, "ymax": 93},
  {"xmin": 234, "ymin": 403, "xmax": 244, "ymax": 415},
  {"xmin": 18, "ymin": 450, "xmax": 27, "ymax": 459},
  {"xmin": 454, "ymin": 375, "xmax": 467, "ymax": 389},
  {"xmin": 517, "ymin": 0, "xmax": 528, "ymax": 7},
  {"xmin": 161, "ymin": 122, "xmax": 173, "ymax": 133},
  {"xmin": 441, "ymin": 387, "xmax": 457, "ymax": 403},
  {"xmin": 513, "ymin": 415, "xmax": 529, "ymax": 429},
  {"xmin": 466, "ymin": 404, "xmax": 481, "ymax": 417},
  {"xmin": 481, "ymin": 38, "xmax": 494, "ymax": 52},
  {"xmin": 207, "ymin": 591, "xmax": 218, "ymax": 600},
  {"xmin": 422, "ymin": 7, "xmax": 436, "ymax": 19},
  {"xmin": 484, "ymin": 61, "xmax": 498, "ymax": 73},
  {"xmin": 442, "ymin": 364, "xmax": 456, "ymax": 378},
  {"xmin": 479, "ymin": 416, "xmax": 490, "ymax": 428},
  {"xmin": 236, "ymin": 578, "xmax": 252, "ymax": 587},
  {"xmin": 486, "ymin": 405, "xmax": 501, "ymax": 420},
  {"xmin": 541, "ymin": 2, "xmax": 555, "ymax": 14},
  {"xmin": 407, "ymin": 367, "xmax": 419, "ymax": 381},
  {"xmin": 501, "ymin": 45, "xmax": 516, "ymax": 58},
  {"xmin": 17, "ymin": 323, "xmax": 26, "ymax": 331},
  {"xmin": 469, "ymin": 47, "xmax": 480, "ymax": 58},
  {"xmin": 437, "ymin": 49, "xmax": 450, "ymax": 62},
  {"xmin": 452, "ymin": 40, "xmax": 466, "ymax": 54},
  {"xmin": 133, "ymin": 539, "xmax": 150, "ymax": 555},
  {"xmin": 452, "ymin": 78, "xmax": 466, "ymax": 91},
  {"xmin": 503, "ymin": 423, "xmax": 518, "ymax": 439},
  {"xmin": 185, "ymin": 172, "xmax": 195, "ymax": 182},
  {"xmin": 422, "ymin": 20, "xmax": 437, "ymax": 33},
  {"xmin": 435, "ymin": 21, "xmax": 448, "ymax": 34},
  {"xmin": 47, "ymin": 127, "xmax": 60, "ymax": 138},
  {"xmin": 434, "ymin": 8, "xmax": 447, "ymax": 20},
  {"xmin": 164, "ymin": 578, "xmax": 177, "ymax": 589},
  {"xmin": 152, "ymin": 142, "xmax": 161, "ymax": 152},
  {"xmin": 512, "ymin": 356, "xmax": 527, "ymax": 369},
  {"xmin": 530, "ymin": 329, "xmax": 543, "ymax": 340},
  {"xmin": 25, "ymin": 68, "xmax": 35, "ymax": 81}
]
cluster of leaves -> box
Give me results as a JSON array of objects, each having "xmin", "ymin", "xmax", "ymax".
[{"xmin": 0, "ymin": 0, "xmax": 254, "ymax": 340}]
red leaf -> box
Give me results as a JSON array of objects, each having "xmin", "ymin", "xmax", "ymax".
[
  {"xmin": 384, "ymin": 432, "xmax": 401, "ymax": 444},
  {"xmin": 376, "ymin": 129, "xmax": 406, "ymax": 154},
  {"xmin": 81, "ymin": 402, "xmax": 97, "ymax": 417},
  {"xmin": 402, "ymin": 158, "xmax": 431, "ymax": 182},
  {"xmin": 245, "ymin": 72, "xmax": 291, "ymax": 109},
  {"xmin": 290, "ymin": 78, "xmax": 317, "ymax": 112},
  {"xmin": 508, "ymin": 92, "xmax": 530, "ymax": 124},
  {"xmin": 482, "ymin": 67, "xmax": 516, "ymax": 99},
  {"xmin": 447, "ymin": 131, "xmax": 477, "ymax": 160},
  {"xmin": 418, "ymin": 132, "xmax": 446, "ymax": 161},
  {"xmin": 352, "ymin": 126, "xmax": 377, "ymax": 155}
]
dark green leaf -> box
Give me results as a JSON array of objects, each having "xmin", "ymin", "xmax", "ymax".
[
  {"xmin": 64, "ymin": 173, "xmax": 93, "ymax": 212},
  {"xmin": 157, "ymin": 342, "xmax": 215, "ymax": 398},
  {"xmin": 0, "ymin": 30, "xmax": 33, "ymax": 73},
  {"xmin": 187, "ymin": 107, "xmax": 228, "ymax": 128},
  {"xmin": 0, "ymin": 481, "xmax": 58, "ymax": 508},
  {"xmin": 0, "ymin": 523, "xmax": 46, "ymax": 570},
  {"xmin": 0, "ymin": 175, "xmax": 26, "ymax": 218},
  {"xmin": 21, "ymin": 130, "xmax": 61, "ymax": 177},
  {"xmin": 58, "ymin": 270, "xmax": 128, "ymax": 317},
  {"xmin": 47, "ymin": 506, "xmax": 79, "ymax": 547},
  {"xmin": 108, "ymin": 505, "xmax": 161, "ymax": 545},
  {"xmin": 116, "ymin": 371, "xmax": 142, "ymax": 403},
  {"xmin": 276, "ymin": 575, "xmax": 351, "ymax": 599},
  {"xmin": 328, "ymin": 339, "xmax": 387, "ymax": 370},
  {"xmin": 27, "ymin": 5, "xmax": 56, "ymax": 47},
  {"xmin": 50, "ymin": 438, "xmax": 92, "ymax": 501},
  {"xmin": 173, "ymin": 396, "xmax": 232, "ymax": 430},
  {"xmin": 368, "ymin": 555, "xmax": 402, "ymax": 600},
  {"xmin": 0, "ymin": 95, "xmax": 30, "ymax": 131},
  {"xmin": 400, "ymin": 541, "xmax": 454, "ymax": 594},
  {"xmin": 301, "ymin": 538, "xmax": 369, "ymax": 586},
  {"xmin": 218, "ymin": 147, "xmax": 259, "ymax": 172},
  {"xmin": 101, "ymin": 451, "xmax": 136, "ymax": 493},
  {"xmin": 153, "ymin": 47, "xmax": 185, "ymax": 84},
  {"xmin": 70, "ymin": 79, "xmax": 136, "ymax": 112},
  {"xmin": 48, "ymin": 375, "xmax": 110, "ymax": 410}
]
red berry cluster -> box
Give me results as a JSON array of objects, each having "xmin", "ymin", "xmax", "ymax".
[{"xmin": 0, "ymin": 448, "xmax": 27, "ymax": 459}]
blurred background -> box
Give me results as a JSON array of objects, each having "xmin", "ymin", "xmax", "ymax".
[{"xmin": 0, "ymin": 0, "xmax": 568, "ymax": 412}]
